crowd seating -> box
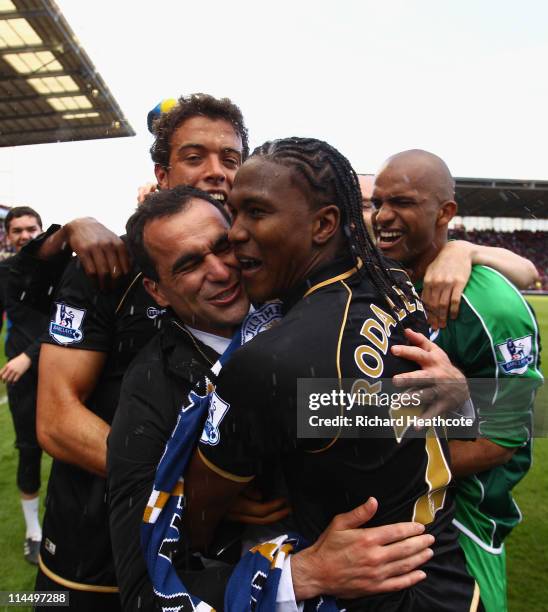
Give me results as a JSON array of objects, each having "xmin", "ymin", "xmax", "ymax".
[
  {"xmin": 0, "ymin": 227, "xmax": 12, "ymax": 261},
  {"xmin": 449, "ymin": 228, "xmax": 548, "ymax": 290}
]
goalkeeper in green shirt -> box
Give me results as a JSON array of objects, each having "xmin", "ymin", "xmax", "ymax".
[{"xmin": 371, "ymin": 149, "xmax": 543, "ymax": 612}]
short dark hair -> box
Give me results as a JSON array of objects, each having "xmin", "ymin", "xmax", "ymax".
[
  {"xmin": 4, "ymin": 206, "xmax": 42, "ymax": 232},
  {"xmin": 150, "ymin": 93, "xmax": 250, "ymax": 169},
  {"xmin": 126, "ymin": 185, "xmax": 230, "ymax": 281}
]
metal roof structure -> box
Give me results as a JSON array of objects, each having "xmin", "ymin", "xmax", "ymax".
[
  {"xmin": 455, "ymin": 177, "xmax": 548, "ymax": 219},
  {"xmin": 0, "ymin": 0, "xmax": 134, "ymax": 147},
  {"xmin": 360, "ymin": 173, "xmax": 548, "ymax": 219}
]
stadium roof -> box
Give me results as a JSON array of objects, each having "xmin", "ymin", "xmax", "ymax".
[
  {"xmin": 0, "ymin": 0, "xmax": 134, "ymax": 147},
  {"xmin": 455, "ymin": 177, "xmax": 548, "ymax": 219},
  {"xmin": 361, "ymin": 173, "xmax": 548, "ymax": 219}
]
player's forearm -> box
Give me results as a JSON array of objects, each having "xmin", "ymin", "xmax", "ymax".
[
  {"xmin": 38, "ymin": 346, "xmax": 108, "ymax": 475},
  {"xmin": 290, "ymin": 548, "xmax": 324, "ymax": 600},
  {"xmin": 35, "ymin": 218, "xmax": 106, "ymax": 259},
  {"xmin": 470, "ymin": 244, "xmax": 539, "ymax": 289},
  {"xmin": 35, "ymin": 224, "xmax": 70, "ymax": 260},
  {"xmin": 449, "ymin": 439, "xmax": 516, "ymax": 477},
  {"xmin": 37, "ymin": 394, "xmax": 109, "ymax": 477}
]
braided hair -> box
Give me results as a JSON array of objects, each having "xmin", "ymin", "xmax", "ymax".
[{"xmin": 251, "ymin": 137, "xmax": 408, "ymax": 313}]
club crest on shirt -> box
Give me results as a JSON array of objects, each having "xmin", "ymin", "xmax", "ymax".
[
  {"xmin": 49, "ymin": 302, "xmax": 86, "ymax": 345},
  {"xmin": 200, "ymin": 392, "xmax": 230, "ymax": 446},
  {"xmin": 242, "ymin": 302, "xmax": 283, "ymax": 344},
  {"xmin": 497, "ymin": 335, "xmax": 533, "ymax": 374}
]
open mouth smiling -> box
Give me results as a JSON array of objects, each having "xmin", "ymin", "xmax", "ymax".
[
  {"xmin": 376, "ymin": 229, "xmax": 405, "ymax": 248},
  {"xmin": 208, "ymin": 282, "xmax": 242, "ymax": 306},
  {"xmin": 238, "ymin": 256, "xmax": 262, "ymax": 272}
]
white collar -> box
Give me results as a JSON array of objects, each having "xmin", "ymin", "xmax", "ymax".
[{"xmin": 184, "ymin": 325, "xmax": 231, "ymax": 355}]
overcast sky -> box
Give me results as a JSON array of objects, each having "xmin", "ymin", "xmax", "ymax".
[{"xmin": 0, "ymin": 0, "xmax": 547, "ymax": 232}]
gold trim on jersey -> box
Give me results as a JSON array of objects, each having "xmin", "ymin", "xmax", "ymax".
[
  {"xmin": 38, "ymin": 556, "xmax": 119, "ymax": 593},
  {"xmin": 115, "ymin": 271, "xmax": 143, "ymax": 315},
  {"xmin": 303, "ymin": 263, "xmax": 360, "ymax": 299},
  {"xmin": 306, "ymin": 280, "xmax": 353, "ymax": 455},
  {"xmin": 197, "ymin": 448, "xmax": 255, "ymax": 483},
  {"xmin": 469, "ymin": 582, "xmax": 481, "ymax": 612},
  {"xmin": 412, "ymin": 427, "xmax": 452, "ymax": 524},
  {"xmin": 337, "ymin": 280, "xmax": 353, "ymax": 381},
  {"xmin": 388, "ymin": 266, "xmax": 412, "ymax": 280}
]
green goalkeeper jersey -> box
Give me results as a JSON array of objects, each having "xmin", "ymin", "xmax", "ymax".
[{"xmin": 429, "ymin": 265, "xmax": 543, "ymax": 552}]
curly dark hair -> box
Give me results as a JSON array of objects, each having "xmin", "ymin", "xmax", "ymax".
[
  {"xmin": 126, "ymin": 185, "xmax": 230, "ymax": 281},
  {"xmin": 150, "ymin": 93, "xmax": 250, "ymax": 169}
]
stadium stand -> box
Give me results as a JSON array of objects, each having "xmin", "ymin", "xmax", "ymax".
[
  {"xmin": 451, "ymin": 177, "xmax": 547, "ymax": 289},
  {"xmin": 449, "ymin": 228, "xmax": 548, "ymax": 290},
  {"xmin": 360, "ymin": 174, "xmax": 547, "ymax": 290}
]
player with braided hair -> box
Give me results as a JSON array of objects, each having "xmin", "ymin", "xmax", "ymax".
[
  {"xmin": 250, "ymin": 138, "xmax": 407, "ymax": 317},
  {"xmin": 186, "ymin": 137, "xmax": 481, "ymax": 610}
]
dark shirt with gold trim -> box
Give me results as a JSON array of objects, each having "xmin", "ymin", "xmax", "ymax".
[
  {"xmin": 39, "ymin": 257, "xmax": 161, "ymax": 590},
  {"xmin": 199, "ymin": 258, "xmax": 478, "ymax": 611}
]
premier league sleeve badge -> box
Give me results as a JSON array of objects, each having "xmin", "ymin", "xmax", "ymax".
[
  {"xmin": 49, "ymin": 302, "xmax": 86, "ymax": 345},
  {"xmin": 497, "ymin": 336, "xmax": 534, "ymax": 374}
]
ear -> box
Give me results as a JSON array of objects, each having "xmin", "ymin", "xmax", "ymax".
[
  {"xmin": 437, "ymin": 200, "xmax": 457, "ymax": 227},
  {"xmin": 143, "ymin": 277, "xmax": 170, "ymax": 308},
  {"xmin": 154, "ymin": 164, "xmax": 169, "ymax": 190},
  {"xmin": 312, "ymin": 204, "xmax": 340, "ymax": 246}
]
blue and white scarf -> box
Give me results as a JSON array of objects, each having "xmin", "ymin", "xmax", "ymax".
[
  {"xmin": 225, "ymin": 533, "xmax": 338, "ymax": 612},
  {"xmin": 141, "ymin": 302, "xmax": 339, "ymax": 611}
]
